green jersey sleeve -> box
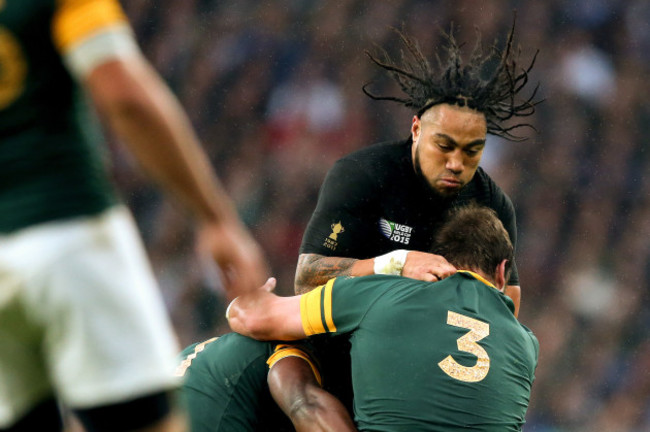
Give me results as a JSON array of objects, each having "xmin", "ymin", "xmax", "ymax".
[{"xmin": 300, "ymin": 275, "xmax": 398, "ymax": 336}]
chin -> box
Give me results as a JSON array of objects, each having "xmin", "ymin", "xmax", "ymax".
[{"xmin": 431, "ymin": 185, "xmax": 461, "ymax": 200}]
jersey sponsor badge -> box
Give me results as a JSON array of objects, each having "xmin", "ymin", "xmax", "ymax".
[
  {"xmin": 379, "ymin": 218, "xmax": 412, "ymax": 245},
  {"xmin": 323, "ymin": 221, "xmax": 345, "ymax": 250}
]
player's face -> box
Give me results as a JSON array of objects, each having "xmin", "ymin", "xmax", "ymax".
[{"xmin": 411, "ymin": 103, "xmax": 487, "ymax": 197}]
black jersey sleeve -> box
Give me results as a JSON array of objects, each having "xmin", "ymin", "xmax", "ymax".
[
  {"xmin": 299, "ymin": 158, "xmax": 379, "ymax": 258},
  {"xmin": 493, "ymin": 191, "xmax": 520, "ymax": 286}
]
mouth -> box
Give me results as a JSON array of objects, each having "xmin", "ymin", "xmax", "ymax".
[{"xmin": 439, "ymin": 177, "xmax": 462, "ymax": 188}]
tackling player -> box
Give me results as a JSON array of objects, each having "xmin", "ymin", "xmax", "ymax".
[{"xmin": 229, "ymin": 205, "xmax": 539, "ymax": 431}]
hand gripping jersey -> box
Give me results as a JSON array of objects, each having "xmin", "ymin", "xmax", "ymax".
[
  {"xmin": 300, "ymin": 139, "xmax": 520, "ymax": 286},
  {"xmin": 0, "ymin": 0, "xmax": 124, "ymax": 233},
  {"xmin": 300, "ymin": 273, "xmax": 539, "ymax": 432}
]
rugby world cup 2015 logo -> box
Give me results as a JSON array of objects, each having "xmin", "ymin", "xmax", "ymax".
[{"xmin": 379, "ymin": 218, "xmax": 412, "ymax": 245}]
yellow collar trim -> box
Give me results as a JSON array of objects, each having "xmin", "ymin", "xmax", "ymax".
[{"xmin": 457, "ymin": 270, "xmax": 496, "ymax": 290}]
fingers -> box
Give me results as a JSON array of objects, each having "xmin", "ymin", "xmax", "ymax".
[
  {"xmin": 420, "ymin": 273, "xmax": 440, "ymax": 282},
  {"xmin": 402, "ymin": 251, "xmax": 457, "ymax": 282},
  {"xmin": 262, "ymin": 277, "xmax": 277, "ymax": 292}
]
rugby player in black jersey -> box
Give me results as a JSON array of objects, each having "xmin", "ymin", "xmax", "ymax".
[
  {"xmin": 296, "ymin": 21, "xmax": 542, "ymax": 318},
  {"xmin": 275, "ymin": 19, "xmax": 542, "ymax": 425}
]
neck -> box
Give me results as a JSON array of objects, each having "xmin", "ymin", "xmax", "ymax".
[{"xmin": 458, "ymin": 269, "xmax": 499, "ymax": 290}]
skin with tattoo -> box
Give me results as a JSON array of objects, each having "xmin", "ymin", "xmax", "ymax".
[
  {"xmin": 294, "ymin": 252, "xmax": 457, "ymax": 296},
  {"xmin": 295, "ymin": 254, "xmax": 360, "ymax": 295},
  {"xmin": 295, "ymin": 105, "xmax": 519, "ymax": 317}
]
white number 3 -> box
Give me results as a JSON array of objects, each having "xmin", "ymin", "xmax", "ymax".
[{"xmin": 438, "ymin": 311, "xmax": 491, "ymax": 383}]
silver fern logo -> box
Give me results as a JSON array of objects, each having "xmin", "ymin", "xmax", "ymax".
[{"xmin": 379, "ymin": 218, "xmax": 413, "ymax": 245}]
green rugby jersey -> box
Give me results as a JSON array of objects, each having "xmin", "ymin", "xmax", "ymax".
[
  {"xmin": 301, "ymin": 272, "xmax": 539, "ymax": 432},
  {"xmin": 0, "ymin": 0, "xmax": 124, "ymax": 233},
  {"xmin": 176, "ymin": 333, "xmax": 294, "ymax": 432}
]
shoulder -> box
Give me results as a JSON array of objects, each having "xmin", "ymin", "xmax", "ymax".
[
  {"xmin": 461, "ymin": 167, "xmax": 514, "ymax": 212},
  {"xmin": 520, "ymin": 324, "xmax": 540, "ymax": 354},
  {"xmin": 470, "ymin": 167, "xmax": 504, "ymax": 193},
  {"xmin": 319, "ymin": 140, "xmax": 410, "ymax": 196},
  {"xmin": 336, "ymin": 139, "xmax": 411, "ymax": 170},
  {"xmin": 181, "ymin": 333, "xmax": 272, "ymax": 364},
  {"xmin": 332, "ymin": 274, "xmax": 422, "ymax": 300},
  {"xmin": 325, "ymin": 139, "xmax": 412, "ymax": 191}
]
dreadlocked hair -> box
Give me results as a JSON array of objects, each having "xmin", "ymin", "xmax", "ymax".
[{"xmin": 362, "ymin": 16, "xmax": 541, "ymax": 141}]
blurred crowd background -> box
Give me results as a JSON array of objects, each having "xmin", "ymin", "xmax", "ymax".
[{"xmin": 110, "ymin": 1, "xmax": 650, "ymax": 430}]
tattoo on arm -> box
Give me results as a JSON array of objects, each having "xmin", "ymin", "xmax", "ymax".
[{"xmin": 294, "ymin": 253, "xmax": 357, "ymax": 295}]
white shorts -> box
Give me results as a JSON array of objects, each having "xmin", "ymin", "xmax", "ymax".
[{"xmin": 0, "ymin": 206, "xmax": 180, "ymax": 427}]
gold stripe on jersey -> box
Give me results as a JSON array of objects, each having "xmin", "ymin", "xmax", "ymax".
[
  {"xmin": 457, "ymin": 270, "xmax": 497, "ymax": 290},
  {"xmin": 267, "ymin": 344, "xmax": 322, "ymax": 386},
  {"xmin": 300, "ymin": 286, "xmax": 326, "ymax": 335},
  {"xmin": 322, "ymin": 278, "xmax": 337, "ymax": 333},
  {"xmin": 53, "ymin": 0, "xmax": 128, "ymax": 51},
  {"xmin": 174, "ymin": 337, "xmax": 218, "ymax": 377}
]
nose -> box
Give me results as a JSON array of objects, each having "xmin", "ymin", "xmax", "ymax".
[{"xmin": 446, "ymin": 150, "xmax": 463, "ymax": 174}]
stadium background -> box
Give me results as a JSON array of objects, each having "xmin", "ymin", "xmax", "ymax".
[{"xmin": 110, "ymin": 1, "xmax": 650, "ymax": 430}]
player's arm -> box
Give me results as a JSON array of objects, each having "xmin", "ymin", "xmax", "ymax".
[
  {"xmin": 227, "ymin": 278, "xmax": 306, "ymax": 341},
  {"xmin": 295, "ymin": 160, "xmax": 455, "ymax": 294},
  {"xmin": 268, "ymin": 356, "xmax": 357, "ymax": 432},
  {"xmin": 231, "ymin": 276, "xmax": 383, "ymax": 341},
  {"xmin": 295, "ymin": 251, "xmax": 456, "ymax": 294},
  {"xmin": 295, "ymin": 254, "xmax": 370, "ymax": 294},
  {"xmin": 52, "ymin": 0, "xmax": 268, "ymax": 299},
  {"xmin": 496, "ymin": 192, "xmax": 521, "ymax": 317},
  {"xmin": 505, "ymin": 285, "xmax": 520, "ymax": 318},
  {"xmin": 84, "ymin": 53, "xmax": 269, "ymax": 299}
]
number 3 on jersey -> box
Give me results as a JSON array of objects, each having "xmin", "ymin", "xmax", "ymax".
[{"xmin": 438, "ymin": 311, "xmax": 490, "ymax": 383}]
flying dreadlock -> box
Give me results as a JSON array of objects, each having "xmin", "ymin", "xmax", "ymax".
[{"xmin": 362, "ymin": 16, "xmax": 541, "ymax": 141}]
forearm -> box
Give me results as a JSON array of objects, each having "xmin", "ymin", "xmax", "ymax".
[
  {"xmin": 284, "ymin": 389, "xmax": 357, "ymax": 432},
  {"xmin": 227, "ymin": 288, "xmax": 304, "ymax": 340},
  {"xmin": 87, "ymin": 58, "xmax": 236, "ymax": 225},
  {"xmin": 294, "ymin": 253, "xmax": 373, "ymax": 295},
  {"xmin": 269, "ymin": 357, "xmax": 357, "ymax": 432}
]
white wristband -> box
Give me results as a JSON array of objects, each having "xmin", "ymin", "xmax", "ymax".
[{"xmin": 373, "ymin": 250, "xmax": 410, "ymax": 275}]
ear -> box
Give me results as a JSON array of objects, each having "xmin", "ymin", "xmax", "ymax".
[
  {"xmin": 411, "ymin": 115, "xmax": 421, "ymax": 142},
  {"xmin": 494, "ymin": 259, "xmax": 507, "ymax": 291}
]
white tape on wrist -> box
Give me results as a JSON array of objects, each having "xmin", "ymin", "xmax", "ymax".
[{"xmin": 373, "ymin": 250, "xmax": 410, "ymax": 275}]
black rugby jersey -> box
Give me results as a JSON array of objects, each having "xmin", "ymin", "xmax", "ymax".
[{"xmin": 300, "ymin": 139, "xmax": 519, "ymax": 286}]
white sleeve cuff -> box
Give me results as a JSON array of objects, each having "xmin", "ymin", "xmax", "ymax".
[{"xmin": 62, "ymin": 23, "xmax": 141, "ymax": 80}]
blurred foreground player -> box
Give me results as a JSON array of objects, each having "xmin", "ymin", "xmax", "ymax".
[
  {"xmin": 230, "ymin": 205, "xmax": 539, "ymax": 431},
  {"xmin": 0, "ymin": 0, "xmax": 267, "ymax": 431}
]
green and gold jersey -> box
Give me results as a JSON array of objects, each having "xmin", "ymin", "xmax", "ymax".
[
  {"xmin": 0, "ymin": 0, "xmax": 127, "ymax": 233},
  {"xmin": 301, "ymin": 272, "xmax": 539, "ymax": 432},
  {"xmin": 177, "ymin": 333, "xmax": 307, "ymax": 432}
]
